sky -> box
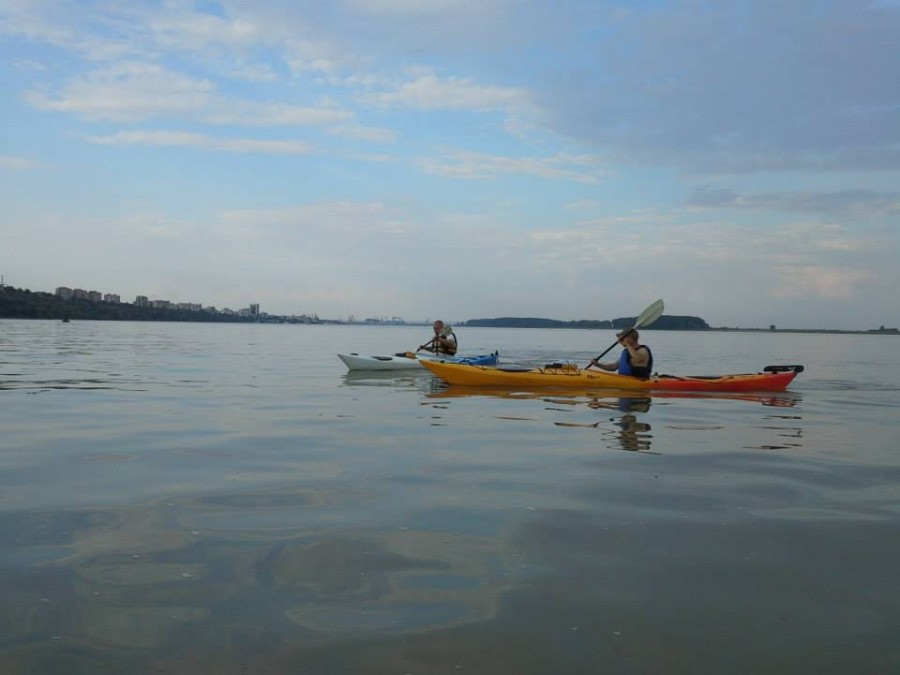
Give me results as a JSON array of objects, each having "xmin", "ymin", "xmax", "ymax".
[{"xmin": 2, "ymin": 0, "xmax": 899, "ymax": 329}]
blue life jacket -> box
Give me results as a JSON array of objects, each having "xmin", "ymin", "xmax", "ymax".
[{"xmin": 618, "ymin": 346, "xmax": 653, "ymax": 378}]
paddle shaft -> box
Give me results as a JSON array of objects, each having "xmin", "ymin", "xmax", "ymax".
[{"xmin": 418, "ymin": 336, "xmax": 438, "ymax": 351}]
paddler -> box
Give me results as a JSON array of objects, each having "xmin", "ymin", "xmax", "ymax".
[
  {"xmin": 588, "ymin": 329, "xmax": 653, "ymax": 378},
  {"xmin": 419, "ymin": 320, "xmax": 458, "ymax": 355}
]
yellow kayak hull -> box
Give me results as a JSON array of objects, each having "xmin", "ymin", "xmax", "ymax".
[{"xmin": 420, "ymin": 360, "xmax": 803, "ymax": 392}]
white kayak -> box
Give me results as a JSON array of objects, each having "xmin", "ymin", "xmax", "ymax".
[{"xmin": 338, "ymin": 351, "xmax": 499, "ymax": 372}]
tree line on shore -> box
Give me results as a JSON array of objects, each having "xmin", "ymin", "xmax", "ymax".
[{"xmin": 465, "ymin": 316, "xmax": 711, "ymax": 330}]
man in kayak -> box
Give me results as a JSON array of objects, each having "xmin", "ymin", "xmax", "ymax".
[
  {"xmin": 419, "ymin": 320, "xmax": 457, "ymax": 355},
  {"xmin": 588, "ymin": 329, "xmax": 653, "ymax": 378}
]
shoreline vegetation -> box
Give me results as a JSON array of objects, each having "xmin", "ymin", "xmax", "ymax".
[
  {"xmin": 0, "ymin": 285, "xmax": 897, "ymax": 335},
  {"xmin": 466, "ymin": 316, "xmax": 897, "ymax": 335}
]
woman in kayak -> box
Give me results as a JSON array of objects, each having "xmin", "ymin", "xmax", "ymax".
[
  {"xmin": 588, "ymin": 329, "xmax": 653, "ymax": 378},
  {"xmin": 419, "ymin": 320, "xmax": 457, "ymax": 355}
]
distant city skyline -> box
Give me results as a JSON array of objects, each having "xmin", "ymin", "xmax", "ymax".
[{"xmin": 52, "ymin": 284, "xmax": 258, "ymax": 317}]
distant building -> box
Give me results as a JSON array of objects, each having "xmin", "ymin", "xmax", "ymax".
[
  {"xmin": 151, "ymin": 299, "xmax": 171, "ymax": 309},
  {"xmin": 56, "ymin": 287, "xmax": 73, "ymax": 299},
  {"xmin": 88, "ymin": 290, "xmax": 102, "ymax": 302},
  {"xmin": 103, "ymin": 293, "xmax": 120, "ymax": 303},
  {"xmin": 134, "ymin": 295, "xmax": 149, "ymax": 307},
  {"xmin": 249, "ymin": 303, "xmax": 260, "ymax": 317},
  {"xmin": 73, "ymin": 288, "xmax": 89, "ymax": 299}
]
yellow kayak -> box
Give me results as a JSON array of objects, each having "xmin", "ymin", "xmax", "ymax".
[{"xmin": 420, "ymin": 359, "xmax": 803, "ymax": 392}]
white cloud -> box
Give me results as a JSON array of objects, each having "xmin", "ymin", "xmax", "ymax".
[
  {"xmin": 419, "ymin": 150, "xmax": 605, "ymax": 182},
  {"xmin": 84, "ymin": 130, "xmax": 314, "ymax": 155},
  {"xmin": 218, "ymin": 201, "xmax": 410, "ymax": 238},
  {"xmin": 25, "ymin": 63, "xmax": 216, "ymax": 122},
  {"xmin": 689, "ymin": 187, "xmax": 900, "ymax": 219},
  {"xmin": 0, "ymin": 155, "xmax": 42, "ymax": 170},
  {"xmin": 229, "ymin": 63, "xmax": 280, "ymax": 82},
  {"xmin": 770, "ymin": 266, "xmax": 876, "ymax": 300},
  {"xmin": 347, "ymin": 0, "xmax": 480, "ymax": 13},
  {"xmin": 12, "ymin": 58, "xmax": 48, "ymax": 72},
  {"xmin": 145, "ymin": 12, "xmax": 262, "ymax": 51},
  {"xmin": 362, "ymin": 69, "xmax": 529, "ymax": 111},
  {"xmin": 205, "ymin": 100, "xmax": 351, "ymax": 126},
  {"xmin": 25, "ymin": 62, "xmax": 352, "ymax": 126},
  {"xmin": 329, "ymin": 125, "xmax": 397, "ymax": 143}
]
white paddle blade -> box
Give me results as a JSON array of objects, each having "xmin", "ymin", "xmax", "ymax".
[{"xmin": 634, "ymin": 298, "xmax": 664, "ymax": 329}]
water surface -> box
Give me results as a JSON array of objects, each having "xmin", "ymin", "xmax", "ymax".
[{"xmin": 1, "ymin": 320, "xmax": 897, "ymax": 674}]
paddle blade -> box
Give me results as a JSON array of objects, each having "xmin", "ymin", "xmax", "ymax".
[{"xmin": 634, "ymin": 298, "xmax": 664, "ymax": 329}]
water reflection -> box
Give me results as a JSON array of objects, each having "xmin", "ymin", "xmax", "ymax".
[
  {"xmin": 341, "ymin": 371, "xmax": 426, "ymax": 388},
  {"xmin": 427, "ymin": 385, "xmax": 802, "ymax": 455},
  {"xmin": 552, "ymin": 395, "xmax": 654, "ymax": 452},
  {"xmin": 429, "ymin": 384, "xmax": 801, "ymax": 408},
  {"xmin": 587, "ymin": 396, "xmax": 654, "ymax": 452},
  {"xmin": 0, "ymin": 488, "xmax": 521, "ymax": 673}
]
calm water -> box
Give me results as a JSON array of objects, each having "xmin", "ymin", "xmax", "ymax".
[{"xmin": 1, "ymin": 320, "xmax": 898, "ymax": 674}]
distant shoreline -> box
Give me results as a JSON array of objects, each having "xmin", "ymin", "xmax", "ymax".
[
  {"xmin": 1, "ymin": 285, "xmax": 896, "ymax": 334},
  {"xmin": 709, "ymin": 327, "xmax": 899, "ymax": 336}
]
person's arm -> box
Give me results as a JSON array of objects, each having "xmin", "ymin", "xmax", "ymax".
[{"xmin": 587, "ymin": 357, "xmax": 617, "ymax": 371}]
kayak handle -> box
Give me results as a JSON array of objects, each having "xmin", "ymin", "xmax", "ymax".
[{"xmin": 763, "ymin": 365, "xmax": 805, "ymax": 373}]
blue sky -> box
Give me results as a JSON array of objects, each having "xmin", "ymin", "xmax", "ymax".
[{"xmin": 2, "ymin": 0, "xmax": 898, "ymax": 329}]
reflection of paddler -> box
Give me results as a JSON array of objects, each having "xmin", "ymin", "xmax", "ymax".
[
  {"xmin": 587, "ymin": 396, "xmax": 652, "ymax": 451},
  {"xmin": 617, "ymin": 396, "xmax": 650, "ymax": 413},
  {"xmin": 587, "ymin": 396, "xmax": 651, "ymax": 413},
  {"xmin": 616, "ymin": 413, "xmax": 652, "ymax": 452}
]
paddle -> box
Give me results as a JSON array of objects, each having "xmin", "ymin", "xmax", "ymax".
[
  {"xmin": 393, "ymin": 333, "xmax": 444, "ymax": 359},
  {"xmin": 390, "ymin": 334, "xmax": 438, "ymax": 358},
  {"xmin": 417, "ymin": 336, "xmax": 438, "ymax": 352},
  {"xmin": 392, "ymin": 336, "xmax": 437, "ymax": 359},
  {"xmin": 586, "ymin": 298, "xmax": 665, "ymax": 368}
]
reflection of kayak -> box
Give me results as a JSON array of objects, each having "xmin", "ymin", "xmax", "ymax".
[
  {"xmin": 420, "ymin": 360, "xmax": 803, "ymax": 392},
  {"xmin": 428, "ymin": 385, "xmax": 800, "ymax": 407},
  {"xmin": 338, "ymin": 351, "xmax": 499, "ymax": 372}
]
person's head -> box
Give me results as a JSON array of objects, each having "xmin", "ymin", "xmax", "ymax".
[
  {"xmin": 617, "ymin": 329, "xmax": 638, "ymax": 345},
  {"xmin": 433, "ymin": 320, "xmax": 444, "ymax": 335}
]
